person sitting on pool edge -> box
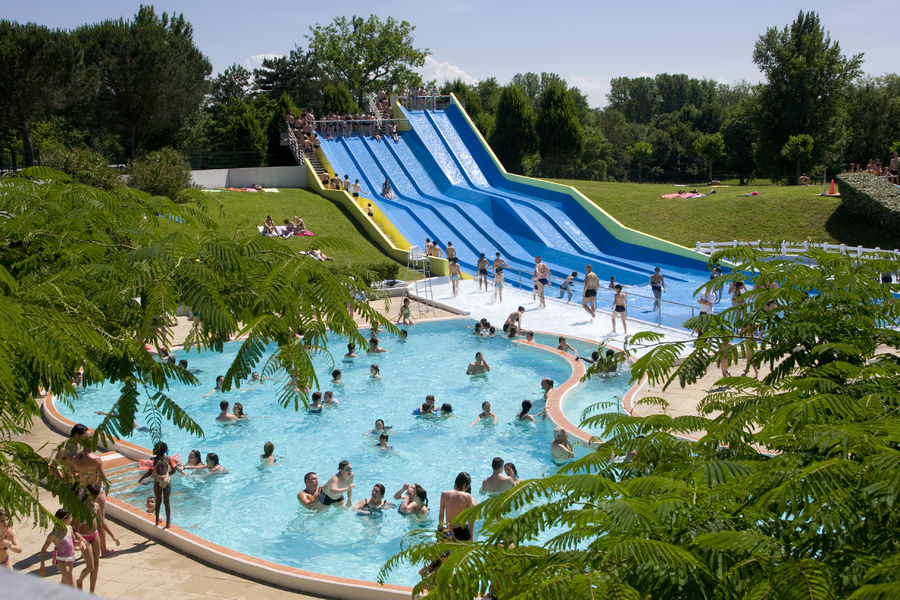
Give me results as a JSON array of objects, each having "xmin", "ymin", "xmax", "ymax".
[
  {"xmin": 466, "ymin": 352, "xmax": 490, "ymax": 375},
  {"xmin": 319, "ymin": 460, "xmax": 354, "ymax": 507},
  {"xmin": 354, "ymin": 483, "xmax": 393, "ymax": 515}
]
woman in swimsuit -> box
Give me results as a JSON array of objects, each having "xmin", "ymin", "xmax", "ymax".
[
  {"xmin": 504, "ymin": 463, "xmax": 521, "ymax": 485},
  {"xmin": 40, "ymin": 509, "xmax": 84, "ymax": 586},
  {"xmin": 0, "ymin": 508, "xmax": 22, "ymax": 569},
  {"xmin": 396, "ymin": 297, "xmax": 415, "ymax": 325},
  {"xmin": 394, "ymin": 483, "xmax": 429, "ymax": 517},
  {"xmin": 493, "ymin": 266, "xmax": 504, "ymax": 303},
  {"xmin": 261, "ymin": 441, "xmax": 277, "ymax": 465},
  {"xmin": 448, "ymin": 258, "xmax": 461, "ymax": 298},
  {"xmin": 180, "ymin": 449, "xmax": 205, "ymax": 471},
  {"xmin": 74, "ymin": 484, "xmax": 119, "ymax": 592},
  {"xmin": 138, "ymin": 441, "xmax": 176, "ymax": 528},
  {"xmin": 320, "ymin": 460, "xmax": 354, "ymax": 507},
  {"xmin": 205, "ymin": 453, "xmax": 227, "ymax": 474},
  {"xmin": 611, "ymin": 284, "xmax": 627, "ymax": 334},
  {"xmin": 354, "ymin": 483, "xmax": 394, "ymax": 515}
]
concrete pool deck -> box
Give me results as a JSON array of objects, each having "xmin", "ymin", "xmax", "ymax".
[{"xmin": 12, "ymin": 287, "xmax": 725, "ymax": 599}]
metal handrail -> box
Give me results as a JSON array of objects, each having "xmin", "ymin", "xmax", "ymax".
[{"xmin": 396, "ymin": 94, "xmax": 452, "ymax": 111}]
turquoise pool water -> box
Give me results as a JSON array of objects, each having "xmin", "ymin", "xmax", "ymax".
[{"xmin": 60, "ymin": 319, "xmax": 627, "ymax": 586}]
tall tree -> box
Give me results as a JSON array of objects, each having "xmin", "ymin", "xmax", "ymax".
[
  {"xmin": 76, "ymin": 6, "xmax": 211, "ymax": 159},
  {"xmin": 845, "ymin": 75, "xmax": 900, "ymax": 165},
  {"xmin": 781, "ymin": 133, "xmax": 815, "ymax": 182},
  {"xmin": 627, "ymin": 141, "xmax": 654, "ymax": 183},
  {"xmin": 384, "ymin": 248, "xmax": 900, "ymax": 600},
  {"xmin": 608, "ymin": 76, "xmax": 658, "ymax": 123},
  {"xmin": 488, "ymin": 86, "xmax": 536, "ymax": 174},
  {"xmin": 252, "ymin": 46, "xmax": 323, "ymax": 110},
  {"xmin": 209, "ymin": 63, "xmax": 253, "ymax": 105},
  {"xmin": 306, "ymin": 15, "xmax": 427, "ymax": 106},
  {"xmin": 535, "ymin": 82, "xmax": 584, "ymax": 178},
  {"xmin": 752, "ymin": 11, "xmax": 862, "ymax": 178},
  {"xmin": 694, "ymin": 132, "xmax": 724, "ymax": 181},
  {"xmin": 721, "ymin": 98, "xmax": 758, "ymax": 184},
  {"xmin": 0, "ymin": 21, "xmax": 82, "ymax": 166}
]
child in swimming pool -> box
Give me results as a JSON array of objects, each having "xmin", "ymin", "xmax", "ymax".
[
  {"xmin": 39, "ymin": 509, "xmax": 84, "ymax": 586},
  {"xmin": 370, "ymin": 364, "xmax": 381, "ymax": 379}
]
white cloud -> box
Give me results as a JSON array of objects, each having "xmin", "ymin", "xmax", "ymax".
[
  {"xmin": 420, "ymin": 55, "xmax": 477, "ymax": 85},
  {"xmin": 243, "ymin": 53, "xmax": 283, "ymax": 71},
  {"xmin": 566, "ymin": 75, "xmax": 611, "ymax": 108}
]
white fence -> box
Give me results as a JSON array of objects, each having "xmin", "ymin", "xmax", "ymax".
[{"xmin": 695, "ymin": 240, "xmax": 900, "ymax": 259}]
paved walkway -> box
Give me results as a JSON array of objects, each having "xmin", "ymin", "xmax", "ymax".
[{"xmin": 10, "ymin": 291, "xmax": 722, "ymax": 599}]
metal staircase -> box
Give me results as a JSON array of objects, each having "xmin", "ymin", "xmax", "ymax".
[{"xmin": 405, "ymin": 246, "xmax": 435, "ymax": 319}]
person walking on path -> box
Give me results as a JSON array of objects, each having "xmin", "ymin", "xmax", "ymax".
[
  {"xmin": 582, "ymin": 265, "xmax": 599, "ymax": 318},
  {"xmin": 650, "ymin": 267, "xmax": 666, "ymax": 312},
  {"xmin": 558, "ymin": 271, "xmax": 577, "ymax": 302}
]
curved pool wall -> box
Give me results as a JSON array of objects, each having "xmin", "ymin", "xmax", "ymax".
[
  {"xmin": 318, "ymin": 94, "xmax": 718, "ymax": 329},
  {"xmin": 42, "ymin": 319, "xmax": 636, "ymax": 598}
]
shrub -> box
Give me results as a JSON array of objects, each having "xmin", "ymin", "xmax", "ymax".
[
  {"xmin": 40, "ymin": 142, "xmax": 120, "ymax": 191},
  {"xmin": 835, "ymin": 172, "xmax": 900, "ymax": 237},
  {"xmin": 127, "ymin": 147, "xmax": 194, "ymax": 202}
]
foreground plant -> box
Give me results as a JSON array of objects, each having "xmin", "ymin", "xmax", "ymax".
[{"xmin": 383, "ymin": 248, "xmax": 900, "ymax": 599}]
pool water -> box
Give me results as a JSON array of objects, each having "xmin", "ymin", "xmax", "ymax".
[{"xmin": 61, "ymin": 319, "xmax": 627, "ymax": 586}]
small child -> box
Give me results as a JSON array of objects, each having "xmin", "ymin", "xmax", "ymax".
[
  {"xmin": 396, "ymin": 297, "xmax": 415, "ymax": 325},
  {"xmin": 138, "ymin": 441, "xmax": 176, "ymax": 528},
  {"xmin": 145, "ymin": 497, "xmax": 155, "ymax": 514},
  {"xmin": 39, "ymin": 509, "xmax": 83, "ymax": 586}
]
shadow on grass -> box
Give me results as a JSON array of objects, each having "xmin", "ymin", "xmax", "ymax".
[{"xmin": 824, "ymin": 203, "xmax": 899, "ymax": 249}]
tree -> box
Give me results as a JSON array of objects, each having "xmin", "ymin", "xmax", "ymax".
[
  {"xmin": 0, "ymin": 167, "xmax": 389, "ymax": 529},
  {"xmin": 209, "ymin": 63, "xmax": 253, "ymax": 105},
  {"xmin": 781, "ymin": 133, "xmax": 815, "ymax": 182},
  {"xmin": 252, "ymin": 46, "xmax": 323, "ymax": 110},
  {"xmin": 0, "ymin": 21, "xmax": 82, "ymax": 166},
  {"xmin": 535, "ymin": 82, "xmax": 584, "ymax": 178},
  {"xmin": 722, "ymin": 99, "xmax": 758, "ymax": 184},
  {"xmin": 383, "ymin": 248, "xmax": 900, "ymax": 600},
  {"xmin": 627, "ymin": 141, "xmax": 654, "ymax": 183},
  {"xmin": 76, "ymin": 6, "xmax": 212, "ymax": 159},
  {"xmin": 488, "ymin": 86, "xmax": 536, "ymax": 174},
  {"xmin": 845, "ymin": 75, "xmax": 900, "ymax": 165},
  {"xmin": 694, "ymin": 132, "xmax": 724, "ymax": 181},
  {"xmin": 752, "ymin": 11, "xmax": 862, "ymax": 178},
  {"xmin": 320, "ymin": 84, "xmax": 358, "ymax": 115},
  {"xmin": 608, "ymin": 76, "xmax": 658, "ymax": 123},
  {"xmin": 307, "ymin": 15, "xmax": 427, "ymax": 106}
]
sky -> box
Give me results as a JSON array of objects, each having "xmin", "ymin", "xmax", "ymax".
[{"xmin": 6, "ymin": 1, "xmax": 896, "ymax": 107}]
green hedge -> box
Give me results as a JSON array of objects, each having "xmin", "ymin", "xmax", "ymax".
[{"xmin": 835, "ymin": 173, "xmax": 900, "ymax": 237}]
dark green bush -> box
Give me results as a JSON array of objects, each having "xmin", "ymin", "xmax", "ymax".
[
  {"xmin": 40, "ymin": 142, "xmax": 121, "ymax": 191},
  {"xmin": 127, "ymin": 147, "xmax": 194, "ymax": 202},
  {"xmin": 835, "ymin": 172, "xmax": 900, "ymax": 237}
]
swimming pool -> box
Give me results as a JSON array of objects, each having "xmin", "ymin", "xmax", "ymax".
[{"xmin": 58, "ymin": 319, "xmax": 627, "ymax": 586}]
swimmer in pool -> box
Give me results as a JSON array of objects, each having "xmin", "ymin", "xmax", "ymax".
[
  {"xmin": 480, "ymin": 456, "xmax": 515, "ymax": 494},
  {"xmin": 417, "ymin": 394, "xmax": 436, "ymax": 415},
  {"xmin": 332, "ymin": 369, "xmax": 343, "ymax": 385},
  {"xmin": 439, "ymin": 472, "xmax": 477, "ymax": 541},
  {"xmin": 557, "ymin": 337, "xmax": 577, "ymax": 356},
  {"xmin": 541, "ymin": 378, "xmax": 555, "ymax": 401},
  {"xmin": 204, "ymin": 375, "xmax": 226, "ymax": 397},
  {"xmin": 471, "ymin": 401, "xmax": 497, "ymax": 425},
  {"xmin": 344, "ymin": 343, "xmax": 357, "ymax": 360},
  {"xmin": 466, "ymin": 352, "xmax": 491, "ymax": 375},
  {"xmin": 354, "ymin": 483, "xmax": 394, "ymax": 514},
  {"xmin": 551, "ymin": 428, "xmax": 575, "ymax": 463},
  {"xmin": 308, "ymin": 392, "xmax": 324, "ymax": 412},
  {"xmin": 297, "ymin": 472, "xmax": 322, "ymax": 510},
  {"xmin": 374, "ymin": 432, "xmax": 393, "ymax": 450},
  {"xmin": 371, "ymin": 419, "xmax": 392, "ymax": 434},
  {"xmin": 504, "ymin": 462, "xmax": 521, "ymax": 485},
  {"xmin": 370, "ymin": 364, "xmax": 381, "ymax": 379},
  {"xmin": 319, "ymin": 460, "xmax": 354, "ymax": 507},
  {"xmin": 216, "ymin": 400, "xmax": 237, "ymax": 422},
  {"xmin": 398, "ymin": 329, "xmax": 408, "ymax": 342},
  {"xmin": 394, "ymin": 483, "xmax": 429, "ymax": 517}
]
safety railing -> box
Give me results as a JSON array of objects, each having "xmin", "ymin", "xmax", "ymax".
[
  {"xmin": 396, "ymin": 95, "xmax": 452, "ymax": 111},
  {"xmin": 695, "ymin": 240, "xmax": 900, "ymax": 258},
  {"xmin": 311, "ymin": 118, "xmax": 406, "ymax": 139}
]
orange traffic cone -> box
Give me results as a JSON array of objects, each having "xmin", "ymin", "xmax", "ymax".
[{"xmin": 829, "ymin": 179, "xmax": 836, "ymax": 195}]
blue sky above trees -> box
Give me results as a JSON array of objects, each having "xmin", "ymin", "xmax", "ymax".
[{"xmin": 7, "ymin": 0, "xmax": 895, "ymax": 107}]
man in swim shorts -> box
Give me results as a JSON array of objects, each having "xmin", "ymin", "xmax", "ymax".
[
  {"xmin": 439, "ymin": 472, "xmax": 478, "ymax": 541},
  {"xmin": 533, "ymin": 256, "xmax": 551, "ymax": 308},
  {"xmin": 216, "ymin": 400, "xmax": 237, "ymax": 422},
  {"xmin": 582, "ymin": 265, "xmax": 599, "ymax": 318},
  {"xmin": 503, "ymin": 306, "xmax": 525, "ymax": 333},
  {"xmin": 650, "ymin": 266, "xmax": 666, "ymax": 311},
  {"xmin": 477, "ymin": 253, "xmax": 489, "ymax": 291}
]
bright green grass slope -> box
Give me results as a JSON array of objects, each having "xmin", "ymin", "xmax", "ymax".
[
  {"xmin": 204, "ymin": 188, "xmax": 402, "ymax": 270},
  {"xmin": 551, "ymin": 179, "xmax": 894, "ymax": 249}
]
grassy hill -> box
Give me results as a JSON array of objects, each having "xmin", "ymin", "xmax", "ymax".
[{"xmin": 551, "ymin": 179, "xmax": 895, "ymax": 249}]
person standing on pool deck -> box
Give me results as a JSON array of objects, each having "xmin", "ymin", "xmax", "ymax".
[
  {"xmin": 503, "ymin": 306, "xmax": 525, "ymax": 333},
  {"xmin": 439, "ymin": 472, "xmax": 478, "ymax": 541},
  {"xmin": 297, "ymin": 472, "xmax": 322, "ymax": 510},
  {"xmin": 533, "ymin": 256, "xmax": 551, "ymax": 308},
  {"xmin": 320, "ymin": 460, "xmax": 354, "ymax": 507},
  {"xmin": 612, "ymin": 284, "xmax": 628, "ymax": 334},
  {"xmin": 449, "ymin": 258, "xmax": 461, "ymax": 298},
  {"xmin": 493, "ymin": 266, "xmax": 504, "ymax": 303},
  {"xmin": 476, "ymin": 253, "xmax": 489, "ymax": 291},
  {"xmin": 492, "ymin": 252, "xmax": 507, "ymax": 279},
  {"xmin": 466, "ymin": 352, "xmax": 491, "ymax": 375},
  {"xmin": 582, "ymin": 265, "xmax": 600, "ymax": 318},
  {"xmin": 446, "ymin": 241, "xmax": 456, "ymax": 261},
  {"xmin": 650, "ymin": 267, "xmax": 666, "ymax": 311},
  {"xmin": 558, "ymin": 271, "xmax": 577, "ymax": 302}
]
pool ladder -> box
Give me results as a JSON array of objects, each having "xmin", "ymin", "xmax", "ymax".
[{"xmin": 405, "ymin": 246, "xmax": 435, "ymax": 318}]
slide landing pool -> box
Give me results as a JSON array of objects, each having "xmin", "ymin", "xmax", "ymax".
[{"xmin": 319, "ymin": 97, "xmax": 718, "ymax": 329}]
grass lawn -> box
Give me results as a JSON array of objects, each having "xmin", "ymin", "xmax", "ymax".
[
  {"xmin": 203, "ymin": 188, "xmax": 404, "ymax": 272},
  {"xmin": 550, "ymin": 179, "xmax": 896, "ymax": 249}
]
